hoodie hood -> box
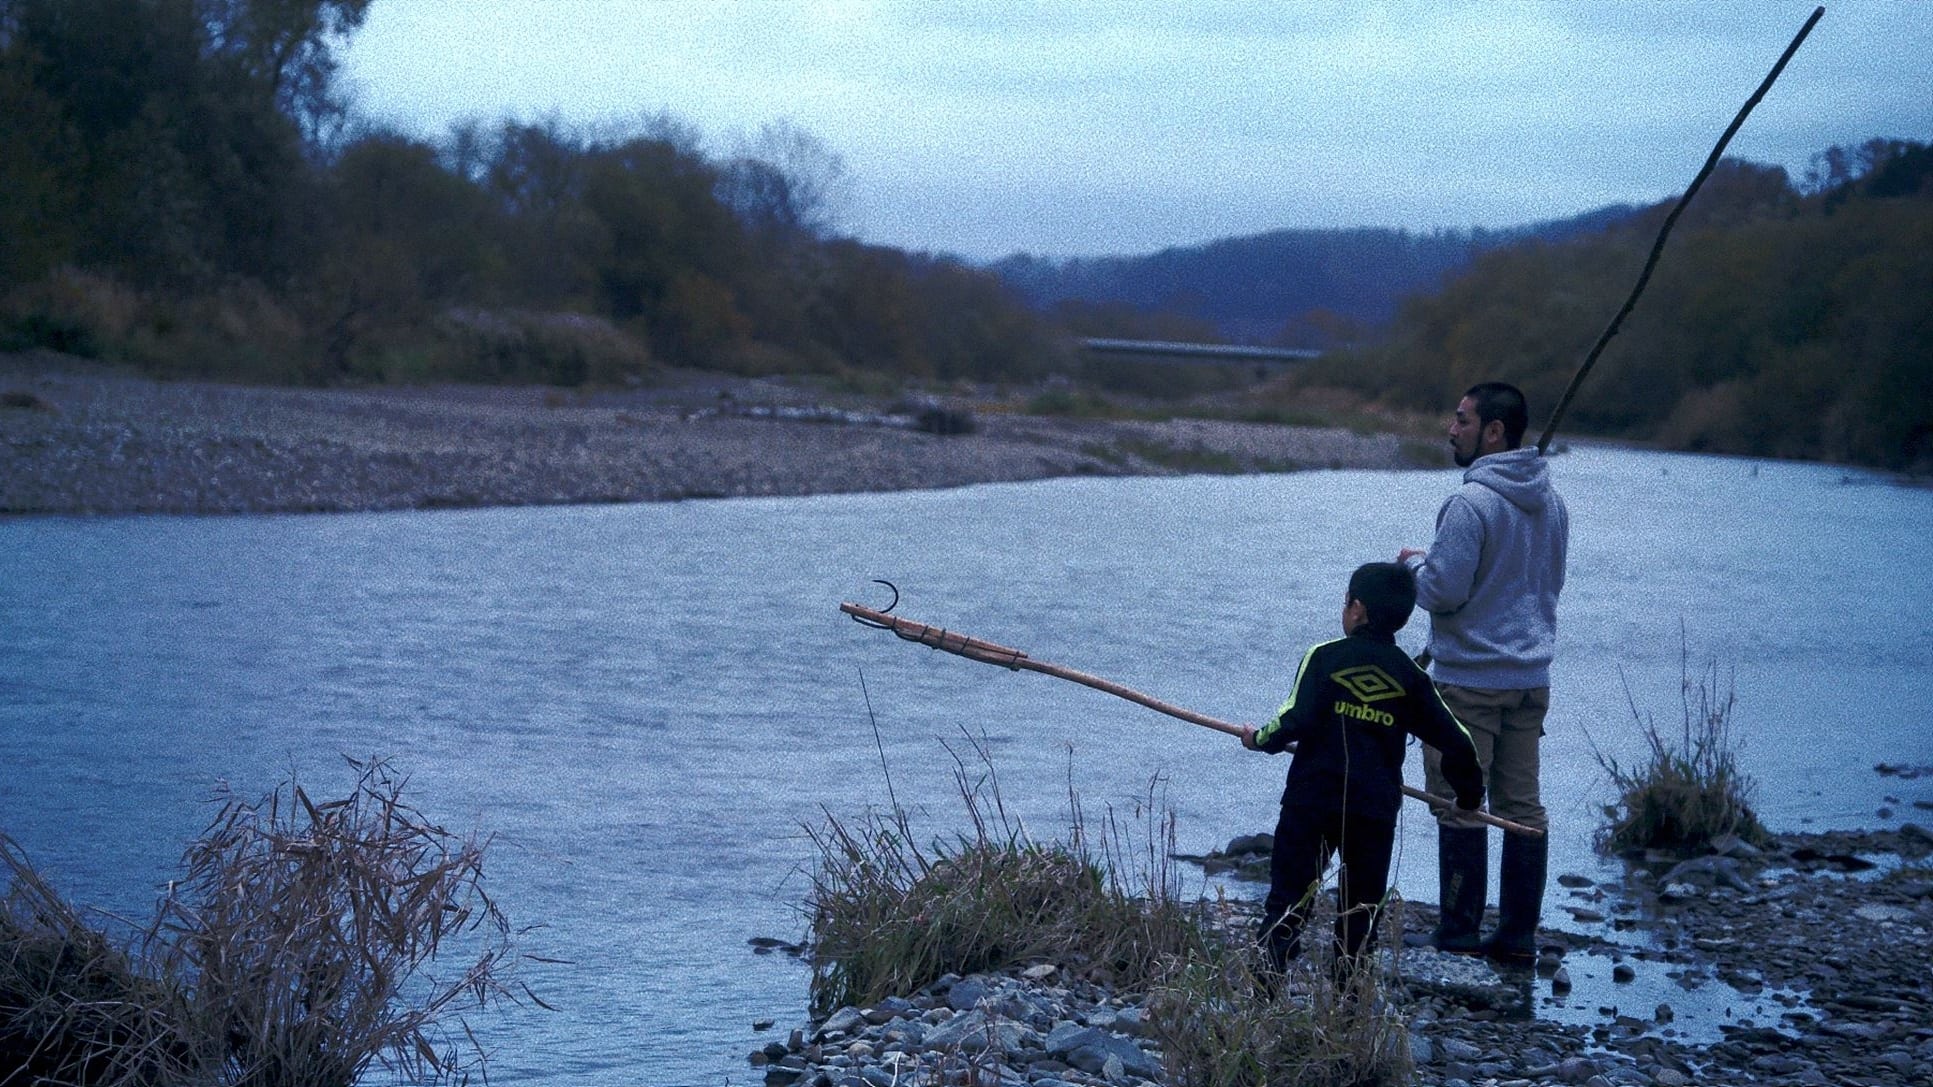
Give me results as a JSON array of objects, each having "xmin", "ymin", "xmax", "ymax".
[{"xmin": 1463, "ymin": 447, "xmax": 1552, "ymax": 513}]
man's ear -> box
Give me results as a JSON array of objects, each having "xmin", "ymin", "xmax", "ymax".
[{"xmin": 1483, "ymin": 418, "xmax": 1507, "ymax": 451}]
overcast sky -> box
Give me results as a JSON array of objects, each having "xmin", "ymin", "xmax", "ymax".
[{"xmin": 338, "ymin": 1, "xmax": 1932, "ymax": 262}]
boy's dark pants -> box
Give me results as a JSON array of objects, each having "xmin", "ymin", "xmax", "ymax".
[{"xmin": 1259, "ymin": 803, "xmax": 1395, "ymax": 982}]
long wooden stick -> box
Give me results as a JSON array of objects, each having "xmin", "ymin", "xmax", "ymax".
[
  {"xmin": 1536, "ymin": 5, "xmax": 1824, "ymax": 455},
  {"xmin": 842, "ymin": 600, "xmax": 1543, "ymax": 839}
]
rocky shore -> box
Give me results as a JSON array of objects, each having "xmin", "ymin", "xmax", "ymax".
[
  {"xmin": 0, "ymin": 353, "xmax": 1425, "ymax": 515},
  {"xmin": 754, "ymin": 824, "xmax": 1933, "ymax": 1087}
]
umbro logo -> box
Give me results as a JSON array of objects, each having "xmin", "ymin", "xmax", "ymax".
[{"xmin": 1332, "ymin": 665, "xmax": 1405, "ymax": 703}]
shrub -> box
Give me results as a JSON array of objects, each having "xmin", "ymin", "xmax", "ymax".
[
  {"xmin": 1024, "ymin": 386, "xmax": 1122, "ymax": 418},
  {"xmin": 0, "ymin": 756, "xmax": 527, "ymax": 1087},
  {"xmin": 1594, "ymin": 645, "xmax": 1774, "ymax": 855},
  {"xmin": 0, "ymin": 838, "xmax": 186, "ymax": 1086},
  {"xmin": 0, "ymin": 268, "xmax": 141, "ymax": 358},
  {"xmin": 434, "ymin": 308, "xmax": 654, "ymax": 387},
  {"xmin": 803, "ymin": 737, "xmax": 1211, "ymax": 1014}
]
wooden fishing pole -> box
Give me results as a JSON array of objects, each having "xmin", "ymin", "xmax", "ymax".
[
  {"xmin": 1536, "ymin": 5, "xmax": 1824, "ymax": 455},
  {"xmin": 841, "ymin": 598, "xmax": 1543, "ymax": 840}
]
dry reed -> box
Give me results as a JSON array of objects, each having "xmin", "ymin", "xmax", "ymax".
[
  {"xmin": 1593, "ymin": 640, "xmax": 1773, "ymax": 855},
  {"xmin": 0, "ymin": 756, "xmax": 528, "ymax": 1087},
  {"xmin": 803, "ymin": 734, "xmax": 1212, "ymax": 1014},
  {"xmin": 803, "ymin": 730, "xmax": 1413, "ymax": 1084}
]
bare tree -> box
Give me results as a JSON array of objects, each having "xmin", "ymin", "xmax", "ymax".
[{"xmin": 719, "ymin": 119, "xmax": 851, "ymax": 241}]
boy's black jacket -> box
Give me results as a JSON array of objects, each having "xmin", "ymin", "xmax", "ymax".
[{"xmin": 1253, "ymin": 629, "xmax": 1484, "ymax": 823}]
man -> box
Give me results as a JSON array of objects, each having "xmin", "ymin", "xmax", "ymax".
[{"xmin": 1398, "ymin": 381, "xmax": 1568, "ymax": 963}]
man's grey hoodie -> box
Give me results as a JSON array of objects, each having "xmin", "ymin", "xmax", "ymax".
[{"xmin": 1405, "ymin": 447, "xmax": 1568, "ymax": 689}]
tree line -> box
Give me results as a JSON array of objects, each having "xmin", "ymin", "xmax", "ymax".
[
  {"xmin": 1291, "ymin": 142, "xmax": 1933, "ymax": 471},
  {"xmin": 2, "ymin": 1, "xmax": 1924, "ymax": 471},
  {"xmin": 0, "ymin": 0, "xmax": 1068, "ymax": 387}
]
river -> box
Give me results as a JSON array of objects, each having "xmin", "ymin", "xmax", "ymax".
[{"xmin": 1, "ymin": 443, "xmax": 1929, "ymax": 1084}]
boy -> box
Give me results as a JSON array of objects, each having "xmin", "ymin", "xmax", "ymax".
[{"xmin": 1240, "ymin": 562, "xmax": 1485, "ymax": 986}]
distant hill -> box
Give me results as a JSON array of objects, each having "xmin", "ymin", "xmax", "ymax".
[
  {"xmin": 988, "ymin": 205, "xmax": 1638, "ymax": 344},
  {"xmin": 1297, "ymin": 145, "xmax": 1933, "ymax": 472}
]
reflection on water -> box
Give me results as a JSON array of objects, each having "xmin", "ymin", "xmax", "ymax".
[
  {"xmin": 2, "ymin": 445, "xmax": 1930, "ymax": 1084},
  {"xmin": 1536, "ymin": 950, "xmax": 1810, "ymax": 1047}
]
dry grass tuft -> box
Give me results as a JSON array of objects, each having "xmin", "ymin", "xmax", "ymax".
[
  {"xmin": 804, "ymin": 732, "xmax": 1413, "ymax": 1084},
  {"xmin": 0, "ymin": 756, "xmax": 528, "ymax": 1087},
  {"xmin": 0, "ymin": 838, "xmax": 186, "ymax": 1086},
  {"xmin": 1594, "ymin": 641, "xmax": 1774, "ymax": 856},
  {"xmin": 1148, "ymin": 935, "xmax": 1412, "ymax": 1087},
  {"xmin": 804, "ymin": 735, "xmax": 1212, "ymax": 1014}
]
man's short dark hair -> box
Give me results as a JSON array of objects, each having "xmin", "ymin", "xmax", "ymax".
[
  {"xmin": 1464, "ymin": 381, "xmax": 1529, "ymax": 450},
  {"xmin": 1348, "ymin": 562, "xmax": 1417, "ymax": 636}
]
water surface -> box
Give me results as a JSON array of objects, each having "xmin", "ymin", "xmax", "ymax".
[{"xmin": 2, "ymin": 445, "xmax": 1928, "ymax": 1084}]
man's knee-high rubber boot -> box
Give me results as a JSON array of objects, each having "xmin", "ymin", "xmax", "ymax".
[
  {"xmin": 1484, "ymin": 832, "xmax": 1547, "ymax": 964},
  {"xmin": 1404, "ymin": 826, "xmax": 1486, "ymax": 953}
]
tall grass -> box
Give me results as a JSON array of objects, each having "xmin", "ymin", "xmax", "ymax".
[
  {"xmin": 804, "ymin": 737, "xmax": 1211, "ymax": 1013},
  {"xmin": 0, "ymin": 837, "xmax": 187, "ymax": 1086},
  {"xmin": 1149, "ymin": 939, "xmax": 1412, "ymax": 1087},
  {"xmin": 0, "ymin": 756, "xmax": 527, "ymax": 1087},
  {"xmin": 1594, "ymin": 644, "xmax": 1773, "ymax": 855},
  {"xmin": 803, "ymin": 734, "xmax": 1412, "ymax": 1085}
]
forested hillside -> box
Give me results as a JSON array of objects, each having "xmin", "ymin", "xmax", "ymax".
[
  {"xmin": 0, "ymin": 0, "xmax": 1068, "ymax": 387},
  {"xmin": 1288, "ymin": 145, "xmax": 1933, "ymax": 471},
  {"xmin": 990, "ymin": 207, "xmax": 1634, "ymax": 346},
  {"xmin": 3, "ymin": 2, "xmax": 1924, "ymax": 472}
]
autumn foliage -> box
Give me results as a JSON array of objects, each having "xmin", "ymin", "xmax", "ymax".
[{"xmin": 1298, "ymin": 147, "xmax": 1933, "ymax": 471}]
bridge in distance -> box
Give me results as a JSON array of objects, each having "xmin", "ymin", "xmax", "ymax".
[{"xmin": 1078, "ymin": 338, "xmax": 1322, "ymax": 365}]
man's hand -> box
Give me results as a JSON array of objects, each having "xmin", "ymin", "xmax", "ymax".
[
  {"xmin": 1240, "ymin": 725, "xmax": 1259, "ymax": 751},
  {"xmin": 1456, "ymin": 789, "xmax": 1484, "ymax": 812},
  {"xmin": 1397, "ymin": 547, "xmax": 1426, "ymax": 564}
]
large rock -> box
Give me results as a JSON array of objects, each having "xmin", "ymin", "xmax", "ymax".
[
  {"xmin": 1044, "ymin": 1024, "xmax": 1160, "ymax": 1080},
  {"xmin": 920, "ymin": 1008, "xmax": 1041, "ymax": 1055},
  {"xmin": 945, "ymin": 976, "xmax": 994, "ymax": 1010},
  {"xmin": 814, "ymin": 1005, "xmax": 867, "ymax": 1041}
]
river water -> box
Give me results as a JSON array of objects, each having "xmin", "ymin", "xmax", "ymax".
[{"xmin": 2, "ymin": 444, "xmax": 1929, "ymax": 1085}]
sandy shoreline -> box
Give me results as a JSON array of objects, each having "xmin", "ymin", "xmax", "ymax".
[{"xmin": 0, "ymin": 352, "xmax": 1430, "ymax": 516}]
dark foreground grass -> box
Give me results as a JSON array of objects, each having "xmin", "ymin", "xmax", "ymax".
[
  {"xmin": 0, "ymin": 756, "xmax": 526, "ymax": 1087},
  {"xmin": 1150, "ymin": 943, "xmax": 1413, "ymax": 1087},
  {"xmin": 1594, "ymin": 643, "xmax": 1774, "ymax": 855},
  {"xmin": 803, "ymin": 736, "xmax": 1411, "ymax": 1086},
  {"xmin": 803, "ymin": 740, "xmax": 1210, "ymax": 1012}
]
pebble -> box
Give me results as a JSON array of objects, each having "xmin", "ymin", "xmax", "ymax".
[
  {"xmin": 754, "ymin": 827, "xmax": 1933, "ymax": 1087},
  {"xmin": 0, "ymin": 362, "xmax": 1419, "ymax": 514}
]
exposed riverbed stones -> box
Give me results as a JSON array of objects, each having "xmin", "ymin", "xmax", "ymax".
[
  {"xmin": 0, "ymin": 353, "xmax": 1422, "ymax": 515},
  {"xmin": 751, "ymin": 971, "xmax": 1166, "ymax": 1087},
  {"xmin": 767, "ymin": 827, "xmax": 1932, "ymax": 1085}
]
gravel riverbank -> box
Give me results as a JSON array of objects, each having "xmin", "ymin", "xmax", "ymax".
[
  {"xmin": 0, "ymin": 353, "xmax": 1425, "ymax": 515},
  {"xmin": 754, "ymin": 824, "xmax": 1933, "ymax": 1087}
]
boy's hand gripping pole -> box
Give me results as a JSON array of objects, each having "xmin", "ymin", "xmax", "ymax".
[{"xmin": 841, "ymin": 599, "xmax": 1543, "ymax": 840}]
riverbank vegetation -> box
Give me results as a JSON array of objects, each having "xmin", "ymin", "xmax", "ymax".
[
  {"xmin": 0, "ymin": 0, "xmax": 1067, "ymax": 392},
  {"xmin": 1591, "ymin": 649, "xmax": 1774, "ymax": 856},
  {"xmin": 1288, "ymin": 143, "xmax": 1933, "ymax": 471},
  {"xmin": 0, "ymin": 757, "xmax": 522, "ymax": 1087},
  {"xmin": 802, "ymin": 740, "xmax": 1411, "ymax": 1086},
  {"xmin": 1, "ymin": 1, "xmax": 1925, "ymax": 471}
]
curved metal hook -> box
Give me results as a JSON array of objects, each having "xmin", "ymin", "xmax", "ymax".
[{"xmin": 848, "ymin": 579, "xmax": 900, "ymax": 629}]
